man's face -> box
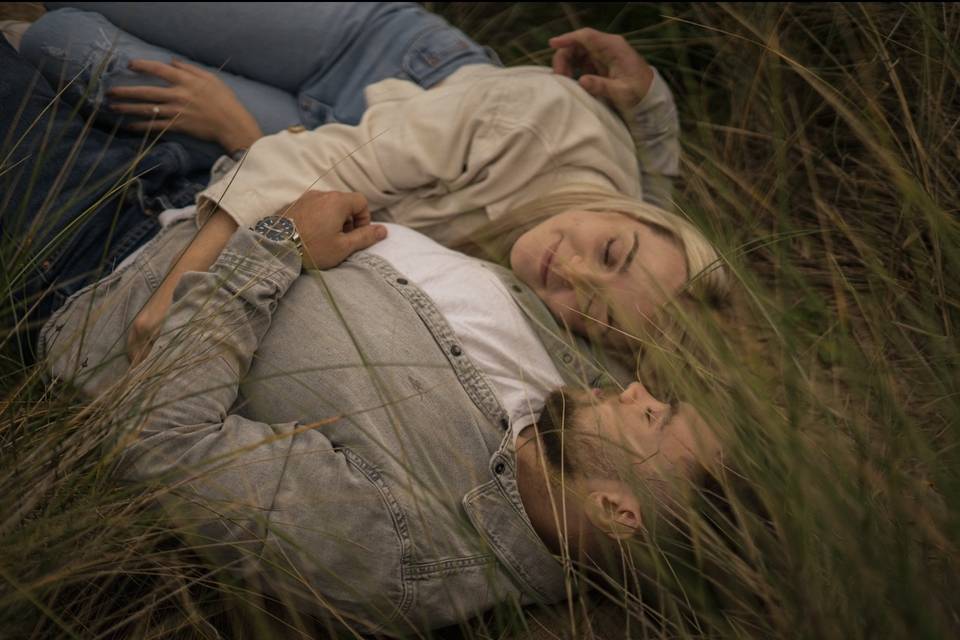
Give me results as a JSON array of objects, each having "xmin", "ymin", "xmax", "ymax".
[{"xmin": 569, "ymin": 381, "xmax": 721, "ymax": 484}]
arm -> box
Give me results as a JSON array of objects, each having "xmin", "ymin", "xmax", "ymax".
[
  {"xmin": 192, "ymin": 81, "xmax": 509, "ymax": 229},
  {"xmin": 619, "ymin": 68, "xmax": 680, "ymax": 211},
  {"xmin": 127, "ymin": 74, "xmax": 530, "ymax": 360},
  {"xmin": 114, "ymin": 226, "xmax": 320, "ymax": 574},
  {"xmin": 128, "ymin": 191, "xmax": 386, "ymax": 364},
  {"xmin": 117, "ymin": 191, "xmax": 383, "ymax": 484},
  {"xmin": 549, "ymin": 28, "xmax": 680, "ymax": 210}
]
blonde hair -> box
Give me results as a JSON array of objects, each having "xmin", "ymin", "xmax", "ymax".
[{"xmin": 452, "ymin": 185, "xmax": 730, "ymax": 307}]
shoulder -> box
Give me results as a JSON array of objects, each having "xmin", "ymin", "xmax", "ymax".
[{"xmin": 454, "ymin": 66, "xmax": 629, "ymax": 144}]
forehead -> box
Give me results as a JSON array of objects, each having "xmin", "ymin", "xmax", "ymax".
[{"xmin": 550, "ymin": 209, "xmax": 641, "ymax": 233}]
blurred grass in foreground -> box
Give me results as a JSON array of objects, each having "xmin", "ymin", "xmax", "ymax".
[{"xmin": 1, "ymin": 3, "xmax": 958, "ymax": 639}]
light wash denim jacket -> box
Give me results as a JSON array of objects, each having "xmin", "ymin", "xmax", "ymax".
[{"xmin": 39, "ymin": 218, "xmax": 622, "ymax": 633}]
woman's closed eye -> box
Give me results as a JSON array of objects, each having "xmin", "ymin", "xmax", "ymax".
[{"xmin": 602, "ymin": 238, "xmax": 617, "ymax": 267}]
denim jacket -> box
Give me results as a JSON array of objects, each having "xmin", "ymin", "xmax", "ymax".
[{"xmin": 39, "ymin": 218, "xmax": 622, "ymax": 633}]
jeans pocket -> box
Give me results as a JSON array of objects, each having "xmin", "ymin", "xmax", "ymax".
[
  {"xmin": 297, "ymin": 94, "xmax": 337, "ymax": 128},
  {"xmin": 401, "ymin": 25, "xmax": 482, "ymax": 88}
]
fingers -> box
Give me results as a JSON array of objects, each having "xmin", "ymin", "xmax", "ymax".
[
  {"xmin": 335, "ymin": 190, "xmax": 382, "ymax": 255},
  {"xmin": 548, "ymin": 30, "xmax": 599, "ymax": 50},
  {"xmin": 340, "ymin": 223, "xmax": 388, "ymax": 254},
  {"xmin": 340, "ymin": 191, "xmax": 370, "ymax": 221},
  {"xmin": 549, "ymin": 28, "xmax": 632, "ymax": 78},
  {"xmin": 578, "ymin": 74, "xmax": 612, "ymax": 99},
  {"xmin": 552, "ymin": 45, "xmax": 577, "ymax": 76},
  {"xmin": 289, "ymin": 191, "xmax": 383, "ymax": 269},
  {"xmin": 107, "ymin": 85, "xmax": 177, "ymax": 102},
  {"xmin": 109, "ymin": 100, "xmax": 181, "ymax": 117},
  {"xmin": 318, "ymin": 190, "xmax": 370, "ymax": 228},
  {"xmin": 170, "ymin": 58, "xmax": 210, "ymax": 77},
  {"xmin": 549, "ymin": 28, "xmax": 617, "ymax": 57},
  {"xmin": 127, "ymin": 58, "xmax": 187, "ymax": 84},
  {"xmin": 347, "ymin": 194, "xmax": 372, "ymax": 228}
]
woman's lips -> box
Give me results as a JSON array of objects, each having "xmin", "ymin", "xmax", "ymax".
[{"xmin": 540, "ymin": 235, "xmax": 562, "ymax": 289}]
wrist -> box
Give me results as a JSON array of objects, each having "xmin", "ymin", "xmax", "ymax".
[
  {"xmin": 250, "ymin": 215, "xmax": 304, "ymax": 262},
  {"xmin": 218, "ymin": 118, "xmax": 262, "ymax": 154}
]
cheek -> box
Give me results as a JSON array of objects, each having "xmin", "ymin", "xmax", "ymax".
[
  {"xmin": 509, "ymin": 232, "xmax": 538, "ymax": 278},
  {"xmin": 542, "ymin": 291, "xmax": 583, "ymax": 332}
]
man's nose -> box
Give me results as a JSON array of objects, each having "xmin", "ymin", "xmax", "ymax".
[
  {"xmin": 620, "ymin": 381, "xmax": 669, "ymax": 411},
  {"xmin": 619, "ymin": 381, "xmax": 647, "ymax": 403}
]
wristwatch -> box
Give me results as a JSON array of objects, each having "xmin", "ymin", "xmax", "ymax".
[{"xmin": 250, "ymin": 215, "xmax": 303, "ymax": 257}]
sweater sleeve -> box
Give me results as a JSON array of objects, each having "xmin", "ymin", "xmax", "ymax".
[{"xmin": 619, "ymin": 67, "xmax": 681, "ymax": 210}]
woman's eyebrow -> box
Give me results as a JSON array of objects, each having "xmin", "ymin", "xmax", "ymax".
[{"xmin": 619, "ymin": 231, "xmax": 640, "ymax": 274}]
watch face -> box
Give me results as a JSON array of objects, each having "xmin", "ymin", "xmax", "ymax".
[{"xmin": 253, "ymin": 215, "xmax": 295, "ymax": 243}]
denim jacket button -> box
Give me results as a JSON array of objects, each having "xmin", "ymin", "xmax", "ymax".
[
  {"xmin": 511, "ymin": 284, "xmax": 522, "ymax": 293},
  {"xmin": 450, "ymin": 345, "xmax": 462, "ymax": 356},
  {"xmin": 562, "ymin": 353, "xmax": 573, "ymax": 364},
  {"xmin": 499, "ymin": 417, "xmax": 508, "ymax": 430},
  {"xmin": 494, "ymin": 462, "xmax": 505, "ymax": 475},
  {"xmin": 397, "ymin": 277, "xmax": 408, "ymax": 285}
]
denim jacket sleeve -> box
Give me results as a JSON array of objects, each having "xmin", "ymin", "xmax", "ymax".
[
  {"xmin": 620, "ymin": 67, "xmax": 681, "ymax": 210},
  {"xmin": 109, "ymin": 231, "xmax": 408, "ymax": 631},
  {"xmin": 115, "ymin": 229, "xmax": 302, "ymax": 482}
]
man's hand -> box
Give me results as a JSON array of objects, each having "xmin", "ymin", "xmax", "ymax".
[
  {"xmin": 549, "ymin": 28, "xmax": 655, "ymax": 115},
  {"xmin": 107, "ymin": 59, "xmax": 263, "ymax": 153},
  {"xmin": 279, "ymin": 190, "xmax": 387, "ymax": 270}
]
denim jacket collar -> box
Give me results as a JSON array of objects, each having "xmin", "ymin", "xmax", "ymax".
[
  {"xmin": 479, "ymin": 261, "xmax": 628, "ymax": 389},
  {"xmin": 462, "ymin": 431, "xmax": 569, "ymax": 604}
]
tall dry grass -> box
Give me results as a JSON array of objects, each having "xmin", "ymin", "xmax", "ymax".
[{"xmin": 1, "ymin": 3, "xmax": 958, "ymax": 639}]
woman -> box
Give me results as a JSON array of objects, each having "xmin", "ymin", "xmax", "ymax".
[{"xmin": 16, "ymin": 3, "xmax": 728, "ymax": 359}]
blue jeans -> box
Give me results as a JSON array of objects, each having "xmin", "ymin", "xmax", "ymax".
[
  {"xmin": 0, "ymin": 37, "xmax": 206, "ymax": 354},
  {"xmin": 24, "ymin": 2, "xmax": 500, "ymax": 171}
]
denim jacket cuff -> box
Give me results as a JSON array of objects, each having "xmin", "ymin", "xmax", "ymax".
[{"xmin": 215, "ymin": 228, "xmax": 303, "ymax": 296}]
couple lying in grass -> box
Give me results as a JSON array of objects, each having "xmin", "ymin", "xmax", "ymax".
[{"xmin": 5, "ymin": 3, "xmax": 741, "ymax": 634}]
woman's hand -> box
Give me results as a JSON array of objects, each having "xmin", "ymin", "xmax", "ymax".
[
  {"xmin": 549, "ymin": 28, "xmax": 655, "ymax": 115},
  {"xmin": 107, "ymin": 59, "xmax": 263, "ymax": 153},
  {"xmin": 127, "ymin": 293, "xmax": 170, "ymax": 368}
]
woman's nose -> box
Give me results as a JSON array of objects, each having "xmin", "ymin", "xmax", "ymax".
[{"xmin": 556, "ymin": 255, "xmax": 592, "ymax": 288}]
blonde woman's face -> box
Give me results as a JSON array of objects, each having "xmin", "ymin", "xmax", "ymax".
[{"xmin": 509, "ymin": 210, "xmax": 688, "ymax": 346}]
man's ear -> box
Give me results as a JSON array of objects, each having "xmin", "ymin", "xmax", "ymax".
[{"xmin": 585, "ymin": 485, "xmax": 643, "ymax": 540}]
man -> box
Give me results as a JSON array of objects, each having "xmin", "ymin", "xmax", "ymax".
[{"xmin": 41, "ymin": 187, "xmax": 723, "ymax": 635}]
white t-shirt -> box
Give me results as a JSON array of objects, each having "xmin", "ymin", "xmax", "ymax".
[
  {"xmin": 122, "ymin": 213, "xmax": 563, "ymax": 441},
  {"xmin": 366, "ymin": 224, "xmax": 563, "ymax": 442}
]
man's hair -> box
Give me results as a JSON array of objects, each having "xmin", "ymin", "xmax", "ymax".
[
  {"xmin": 535, "ymin": 386, "xmax": 682, "ymax": 485},
  {"xmin": 536, "ymin": 387, "xmax": 576, "ymax": 476}
]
